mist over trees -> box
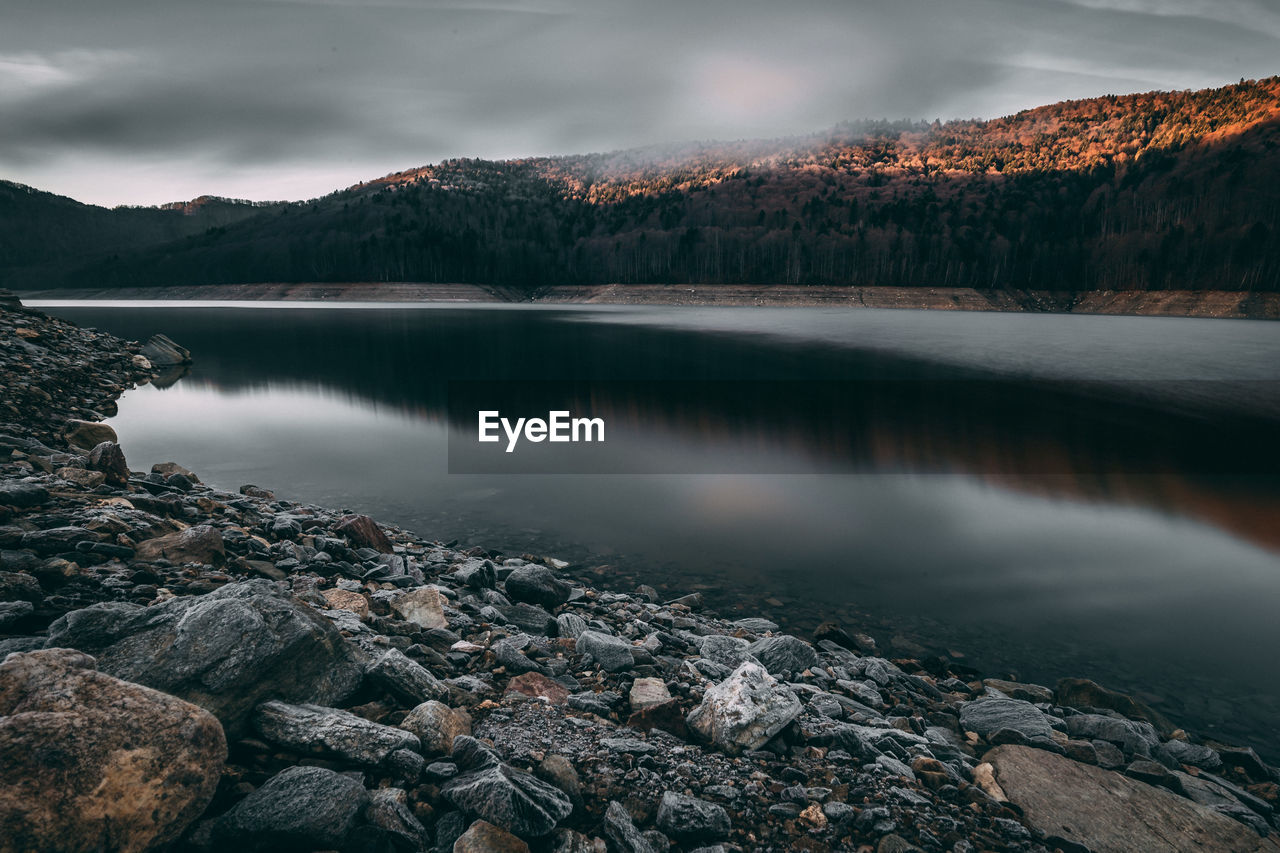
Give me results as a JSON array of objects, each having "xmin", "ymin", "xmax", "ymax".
[{"xmin": 2, "ymin": 77, "xmax": 1277, "ymax": 293}]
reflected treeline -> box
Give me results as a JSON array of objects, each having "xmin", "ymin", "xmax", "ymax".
[{"xmin": 59, "ymin": 306, "xmax": 1280, "ymax": 552}]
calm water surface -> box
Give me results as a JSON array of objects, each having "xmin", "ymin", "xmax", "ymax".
[{"xmin": 36, "ymin": 302, "xmax": 1280, "ymax": 758}]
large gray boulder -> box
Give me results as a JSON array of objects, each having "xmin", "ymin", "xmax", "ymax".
[
  {"xmin": 960, "ymin": 698, "xmax": 1055, "ymax": 744},
  {"xmin": 686, "ymin": 661, "xmax": 802, "ymax": 755},
  {"xmin": 213, "ymin": 765, "xmax": 368, "ymax": 851},
  {"xmin": 744, "ymin": 634, "xmax": 818, "ymax": 677},
  {"xmin": 45, "ymin": 580, "xmax": 364, "ymax": 735},
  {"xmin": 1064, "ymin": 712, "xmax": 1161, "ymax": 757},
  {"xmin": 601, "ymin": 801, "xmax": 655, "ymax": 853},
  {"xmin": 987, "ymin": 745, "xmax": 1279, "ymax": 853},
  {"xmin": 399, "ymin": 700, "xmax": 472, "ymax": 755},
  {"xmin": 504, "ymin": 565, "xmax": 570, "ymax": 609},
  {"xmin": 576, "ymin": 630, "xmax": 634, "ymax": 673},
  {"xmin": 253, "ymin": 700, "xmax": 420, "ymax": 767},
  {"xmin": 140, "ymin": 333, "xmax": 191, "ymax": 367},
  {"xmin": 0, "ymin": 649, "xmax": 225, "ymax": 853},
  {"xmin": 365, "ymin": 647, "xmax": 449, "ymax": 705},
  {"xmin": 442, "ymin": 736, "xmax": 573, "ymax": 838},
  {"xmin": 697, "ymin": 635, "xmax": 755, "ymax": 669},
  {"xmin": 655, "ymin": 791, "xmax": 731, "ymax": 843}
]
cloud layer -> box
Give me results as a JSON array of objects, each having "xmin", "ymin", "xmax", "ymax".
[{"xmin": 2, "ymin": 0, "xmax": 1276, "ymax": 205}]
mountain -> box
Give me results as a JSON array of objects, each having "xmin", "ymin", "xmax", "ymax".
[
  {"xmin": 3, "ymin": 77, "xmax": 1278, "ymax": 293},
  {"xmin": 0, "ymin": 183, "xmax": 283, "ymax": 288}
]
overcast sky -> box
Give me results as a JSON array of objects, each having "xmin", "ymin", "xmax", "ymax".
[{"xmin": 1, "ymin": 0, "xmax": 1276, "ymax": 207}]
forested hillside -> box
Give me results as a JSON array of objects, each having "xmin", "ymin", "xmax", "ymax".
[
  {"xmin": 4, "ymin": 77, "xmax": 1278, "ymax": 292},
  {"xmin": 0, "ymin": 183, "xmax": 282, "ymax": 287}
]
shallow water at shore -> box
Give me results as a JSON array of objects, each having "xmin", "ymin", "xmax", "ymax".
[{"xmin": 40, "ymin": 302, "xmax": 1280, "ymax": 757}]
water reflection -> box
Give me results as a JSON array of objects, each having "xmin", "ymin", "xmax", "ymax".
[{"xmin": 38, "ymin": 303, "xmax": 1280, "ymax": 757}]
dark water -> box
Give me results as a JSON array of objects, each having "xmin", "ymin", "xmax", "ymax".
[{"xmin": 36, "ymin": 301, "xmax": 1280, "ymax": 758}]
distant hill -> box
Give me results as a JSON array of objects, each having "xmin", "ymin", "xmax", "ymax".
[
  {"xmin": 0, "ymin": 183, "xmax": 283, "ymax": 288},
  {"xmin": 3, "ymin": 77, "xmax": 1278, "ymax": 293}
]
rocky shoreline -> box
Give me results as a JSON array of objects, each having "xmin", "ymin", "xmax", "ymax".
[
  {"xmin": 19, "ymin": 283, "xmax": 1280, "ymax": 319},
  {"xmin": 2, "ymin": 292, "xmax": 1278, "ymax": 853}
]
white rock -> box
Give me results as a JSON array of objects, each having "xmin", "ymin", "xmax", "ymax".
[
  {"xmin": 391, "ymin": 587, "xmax": 447, "ymax": 630},
  {"xmin": 686, "ymin": 661, "xmax": 801, "ymax": 755}
]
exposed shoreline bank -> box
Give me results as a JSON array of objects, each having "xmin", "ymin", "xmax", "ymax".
[
  {"xmin": 18, "ymin": 282, "xmax": 1280, "ymax": 319},
  {"xmin": 3, "ymin": 295, "xmax": 1279, "ymax": 852}
]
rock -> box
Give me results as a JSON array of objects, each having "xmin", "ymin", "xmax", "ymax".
[
  {"xmin": 799, "ymin": 802, "xmax": 827, "ymax": 828},
  {"xmin": 134, "ymin": 524, "xmax": 225, "ymax": 566},
  {"xmin": 454, "ymin": 560, "xmax": 497, "ymax": 590},
  {"xmin": 0, "ymin": 601, "xmax": 33, "ymax": 630},
  {"xmin": 0, "ymin": 571, "xmax": 40, "ymax": 603},
  {"xmin": 627, "ymin": 698, "xmax": 689, "ymax": 738},
  {"xmin": 441, "ymin": 736, "xmax": 573, "ymax": 838},
  {"xmin": 629, "ymin": 677, "xmax": 672, "ymax": 712},
  {"xmin": 972, "ymin": 762, "xmax": 1008, "ymax": 801},
  {"xmin": 1161, "ymin": 739, "xmax": 1223, "ymax": 772},
  {"xmin": 254, "ymin": 700, "xmax": 419, "ymax": 766},
  {"xmin": 744, "ymin": 634, "xmax": 819, "ymax": 676},
  {"xmin": 555, "ymin": 613, "xmax": 588, "ymax": 639},
  {"xmin": 0, "ymin": 483, "xmax": 49, "ymax": 508},
  {"xmin": 152, "ymin": 461, "xmax": 199, "ymax": 481},
  {"xmin": 240, "ymin": 484, "xmax": 275, "ymax": 499},
  {"xmin": 367, "ymin": 647, "xmax": 450, "ymax": 705},
  {"xmin": 335, "ymin": 513, "xmax": 394, "ymax": 553},
  {"xmin": 140, "ymin": 333, "xmax": 191, "ymax": 366},
  {"xmin": 270, "ymin": 515, "xmax": 303, "ymax": 539},
  {"xmin": 454, "ymin": 819, "xmax": 531, "ymax": 852},
  {"xmin": 213, "ymin": 765, "xmax": 368, "ymax": 851},
  {"xmin": 988, "ymin": 745, "xmax": 1279, "ymax": 853},
  {"xmin": 982, "ymin": 678, "xmax": 1055, "ymax": 704},
  {"xmin": 505, "ymin": 671, "xmax": 570, "ymax": 706},
  {"xmin": 601, "ymin": 800, "xmax": 656, "ymax": 853},
  {"xmin": 877, "ymin": 836, "xmax": 924, "ymax": 853},
  {"xmin": 493, "ymin": 636, "xmax": 543, "ymax": 674},
  {"xmin": 601, "ymin": 737, "xmax": 658, "ymax": 755},
  {"xmin": 1218, "ymin": 747, "xmax": 1273, "ymax": 781},
  {"xmin": 392, "ymin": 586, "xmax": 448, "ymax": 630},
  {"xmin": 813, "ymin": 621, "xmax": 858, "ymax": 650},
  {"xmin": 537, "ymin": 754, "xmax": 583, "ymax": 812},
  {"xmin": 322, "ymin": 588, "xmax": 370, "ymax": 619},
  {"xmin": 20, "ymin": 525, "xmax": 101, "ymax": 555},
  {"xmin": 655, "ymin": 791, "xmax": 731, "ymax": 843},
  {"xmin": 54, "ymin": 466, "xmax": 106, "ymax": 488},
  {"xmin": 698, "ymin": 634, "xmax": 754, "ymax": 669},
  {"xmin": 568, "ymin": 690, "xmax": 620, "ymax": 716},
  {"xmin": 576, "ymin": 630, "xmax": 634, "ymax": 672},
  {"xmin": 494, "ymin": 602, "xmax": 556, "ymax": 635},
  {"xmin": 0, "ymin": 648, "xmax": 225, "ymax": 853},
  {"xmin": 435, "ymin": 811, "xmax": 471, "ymax": 853},
  {"xmin": 400, "ymin": 700, "xmax": 472, "ymax": 755},
  {"xmin": 62, "ymin": 419, "xmax": 117, "ymax": 450},
  {"xmin": 1056, "ymin": 677, "xmax": 1176, "ymax": 734},
  {"xmin": 959, "ymin": 698, "xmax": 1054, "ymax": 743},
  {"xmin": 1064, "ymin": 713, "xmax": 1160, "ymax": 757},
  {"xmin": 732, "ymin": 617, "xmax": 779, "ymax": 633},
  {"xmin": 87, "ymin": 441, "xmax": 130, "ymax": 486},
  {"xmin": 45, "ymin": 580, "xmax": 364, "ymax": 735},
  {"xmin": 1126, "ymin": 759, "xmax": 1183, "ymax": 793},
  {"xmin": 504, "ymin": 565, "xmax": 570, "ymax": 609},
  {"xmin": 363, "ymin": 787, "xmax": 430, "ymax": 851},
  {"xmin": 551, "ymin": 829, "xmax": 606, "ymax": 852},
  {"xmin": 686, "ymin": 661, "xmax": 802, "ymax": 755}
]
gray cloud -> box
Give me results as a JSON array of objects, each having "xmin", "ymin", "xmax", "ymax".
[{"xmin": 0, "ymin": 0, "xmax": 1275, "ymax": 205}]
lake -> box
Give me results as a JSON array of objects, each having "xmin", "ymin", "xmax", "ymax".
[{"xmin": 34, "ymin": 301, "xmax": 1280, "ymax": 758}]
